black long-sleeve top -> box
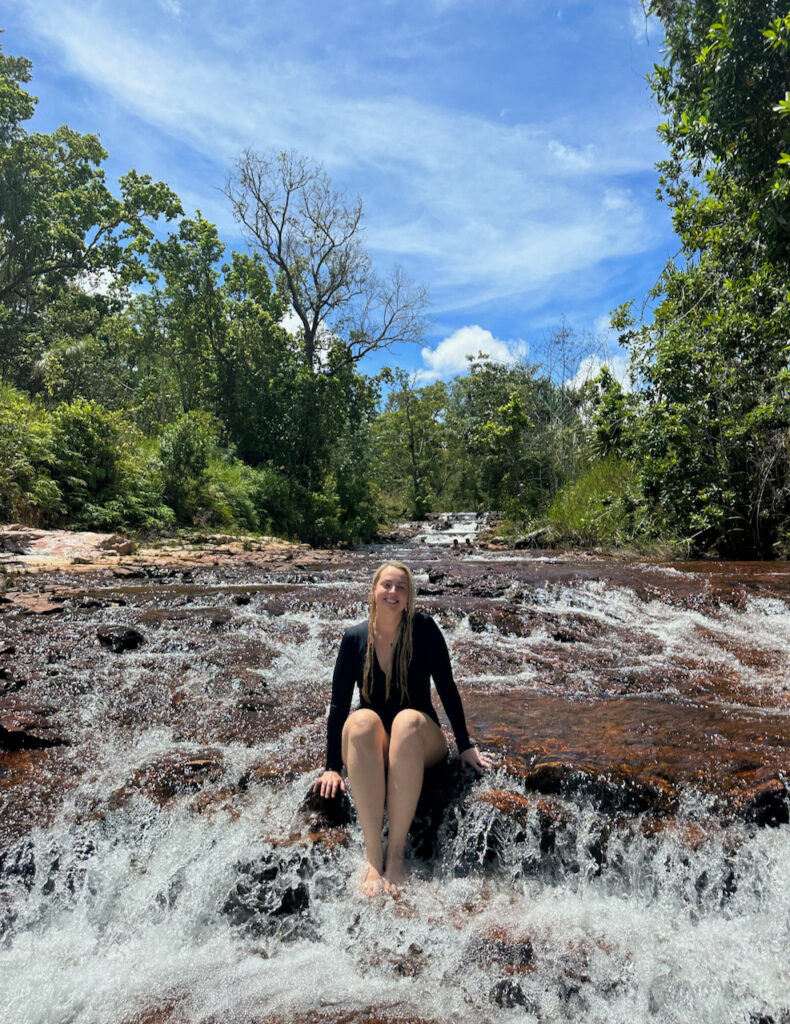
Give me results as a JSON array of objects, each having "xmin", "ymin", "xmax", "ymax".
[{"xmin": 324, "ymin": 610, "xmax": 473, "ymax": 772}]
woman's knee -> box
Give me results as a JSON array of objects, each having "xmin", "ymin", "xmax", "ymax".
[
  {"xmin": 342, "ymin": 709, "xmax": 386, "ymax": 748},
  {"xmin": 390, "ymin": 710, "xmax": 447, "ymax": 763},
  {"xmin": 389, "ymin": 709, "xmax": 427, "ymax": 747}
]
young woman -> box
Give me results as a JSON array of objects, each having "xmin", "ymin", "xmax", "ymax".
[{"xmin": 313, "ymin": 560, "xmax": 489, "ymax": 894}]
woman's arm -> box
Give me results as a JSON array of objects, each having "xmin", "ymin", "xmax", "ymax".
[
  {"xmin": 423, "ymin": 614, "xmax": 478, "ymax": 759},
  {"xmin": 313, "ymin": 631, "xmax": 358, "ymax": 796},
  {"xmin": 323, "ymin": 629, "xmax": 359, "ymax": 773}
]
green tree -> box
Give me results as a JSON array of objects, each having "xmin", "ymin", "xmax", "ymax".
[
  {"xmin": 0, "ymin": 38, "xmax": 182, "ymax": 387},
  {"xmin": 446, "ymin": 358, "xmax": 567, "ymax": 515},
  {"xmin": 622, "ymin": 1, "xmax": 790, "ymax": 555},
  {"xmin": 0, "ymin": 384, "xmax": 59, "ymax": 522},
  {"xmin": 583, "ymin": 366, "xmax": 637, "ymax": 459},
  {"xmin": 139, "ymin": 212, "xmax": 381, "ymax": 542},
  {"xmin": 373, "ymin": 370, "xmax": 450, "ymax": 518}
]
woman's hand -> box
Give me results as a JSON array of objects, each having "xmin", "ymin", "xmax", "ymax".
[
  {"xmin": 313, "ymin": 770, "xmax": 346, "ymax": 798},
  {"xmin": 459, "ymin": 745, "xmax": 493, "ymax": 775}
]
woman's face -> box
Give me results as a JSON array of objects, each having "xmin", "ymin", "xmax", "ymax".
[{"xmin": 372, "ymin": 565, "xmax": 410, "ymax": 618}]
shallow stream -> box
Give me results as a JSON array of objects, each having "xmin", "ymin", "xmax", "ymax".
[{"xmin": 1, "ymin": 534, "xmax": 789, "ymax": 1024}]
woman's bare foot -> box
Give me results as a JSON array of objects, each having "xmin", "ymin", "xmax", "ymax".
[
  {"xmin": 383, "ymin": 856, "xmax": 408, "ymax": 888},
  {"xmin": 361, "ymin": 863, "xmax": 389, "ymax": 896}
]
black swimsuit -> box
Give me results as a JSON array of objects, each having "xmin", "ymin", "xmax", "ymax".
[{"xmin": 324, "ymin": 610, "xmax": 472, "ymax": 772}]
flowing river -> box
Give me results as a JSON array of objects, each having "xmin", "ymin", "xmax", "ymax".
[{"xmin": 1, "ymin": 528, "xmax": 789, "ymax": 1024}]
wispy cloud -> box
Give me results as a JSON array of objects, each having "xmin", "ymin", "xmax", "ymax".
[
  {"xmin": 628, "ymin": 1, "xmax": 663, "ymax": 44},
  {"xmin": 13, "ymin": 0, "xmax": 668, "ymax": 331}
]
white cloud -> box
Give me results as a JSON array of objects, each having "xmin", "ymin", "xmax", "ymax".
[
  {"xmin": 548, "ymin": 139, "xmax": 596, "ymax": 171},
  {"xmin": 279, "ymin": 309, "xmax": 303, "ymax": 337},
  {"xmin": 157, "ymin": 0, "xmax": 182, "ymax": 15},
  {"xmin": 593, "ymin": 313, "xmax": 615, "ymax": 336},
  {"xmin": 76, "ymin": 268, "xmax": 117, "ymax": 296},
  {"xmin": 417, "ymin": 324, "xmax": 527, "ymax": 382}
]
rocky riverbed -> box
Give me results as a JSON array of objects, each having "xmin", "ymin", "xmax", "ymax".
[{"xmin": 2, "ymin": 527, "xmax": 790, "ymax": 1024}]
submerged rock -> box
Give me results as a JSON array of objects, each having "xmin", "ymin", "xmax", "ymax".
[{"xmin": 96, "ymin": 625, "xmax": 145, "ymax": 652}]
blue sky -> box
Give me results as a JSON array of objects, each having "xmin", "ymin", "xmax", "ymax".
[{"xmin": 5, "ymin": 0, "xmax": 671, "ymax": 385}]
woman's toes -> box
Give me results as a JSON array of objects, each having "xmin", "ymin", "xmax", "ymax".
[{"xmin": 360, "ymin": 863, "xmax": 386, "ymax": 896}]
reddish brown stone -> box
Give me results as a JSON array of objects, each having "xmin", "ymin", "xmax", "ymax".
[
  {"xmin": 107, "ymin": 751, "xmax": 225, "ymax": 808},
  {"xmin": 0, "ymin": 746, "xmax": 77, "ymax": 844},
  {"xmin": 3, "ymin": 591, "xmax": 65, "ymax": 615},
  {"xmin": 466, "ymin": 691, "xmax": 790, "ymax": 821}
]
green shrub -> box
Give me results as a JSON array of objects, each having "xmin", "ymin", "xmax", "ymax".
[
  {"xmin": 544, "ymin": 457, "xmax": 652, "ymax": 547},
  {"xmin": 48, "ymin": 398, "xmax": 171, "ymax": 529},
  {"xmin": 0, "ymin": 385, "xmax": 60, "ymax": 523},
  {"xmin": 158, "ymin": 411, "xmax": 221, "ymax": 520},
  {"xmin": 204, "ymin": 456, "xmax": 261, "ymax": 532},
  {"xmin": 250, "ymin": 465, "xmax": 301, "ymax": 536},
  {"xmin": 49, "ymin": 398, "xmax": 125, "ymax": 518}
]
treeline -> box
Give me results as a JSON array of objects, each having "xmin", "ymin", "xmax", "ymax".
[{"xmin": 2, "ymin": 1, "xmax": 789, "ymax": 557}]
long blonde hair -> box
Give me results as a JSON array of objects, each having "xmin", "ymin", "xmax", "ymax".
[{"xmin": 361, "ymin": 561, "xmax": 416, "ymax": 703}]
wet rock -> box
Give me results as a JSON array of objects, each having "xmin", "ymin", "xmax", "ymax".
[
  {"xmin": 0, "ymin": 723, "xmax": 66, "ymax": 751},
  {"xmin": 473, "ymin": 789, "xmax": 569, "ymax": 860},
  {"xmin": 489, "ymin": 978, "xmax": 531, "ymax": 1008},
  {"xmin": 139, "ymin": 606, "xmax": 231, "ymax": 628},
  {"xmin": 389, "ymin": 942, "xmax": 429, "ymax": 978},
  {"xmin": 0, "ymin": 664, "xmax": 26, "ymax": 695},
  {"xmin": 0, "ymin": 695, "xmax": 67, "ymax": 749},
  {"xmin": 469, "ymin": 926, "xmax": 534, "ymax": 970},
  {"xmin": 0, "ymin": 840, "xmax": 35, "ymax": 887},
  {"xmin": 97, "ymin": 625, "xmax": 145, "ymax": 652},
  {"xmin": 467, "ymin": 606, "xmax": 531, "ymax": 636},
  {"xmin": 409, "ymin": 757, "xmax": 478, "ymax": 859},
  {"xmin": 465, "ymin": 691, "xmax": 790, "ymax": 823},
  {"xmin": 300, "ymin": 785, "xmax": 355, "ymax": 827},
  {"xmin": 222, "ymin": 849, "xmax": 314, "ymax": 937},
  {"xmin": 107, "ymin": 751, "xmax": 225, "ymax": 808},
  {"xmin": 4, "ymin": 592, "xmax": 65, "ymax": 615},
  {"xmin": 0, "ymin": 747, "xmax": 76, "ymax": 845},
  {"xmin": 111, "ymin": 566, "xmax": 148, "ymax": 579}
]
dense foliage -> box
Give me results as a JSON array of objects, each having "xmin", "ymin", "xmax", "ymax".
[
  {"xmin": 616, "ymin": 0, "xmax": 790, "ymax": 556},
  {"xmin": 0, "ymin": 39, "xmax": 381, "ymax": 544},
  {"xmin": 3, "ymin": 4, "xmax": 788, "ymax": 556}
]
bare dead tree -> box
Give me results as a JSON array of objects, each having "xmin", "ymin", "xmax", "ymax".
[{"xmin": 224, "ymin": 149, "xmax": 427, "ymax": 372}]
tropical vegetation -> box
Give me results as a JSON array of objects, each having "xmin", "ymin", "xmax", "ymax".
[{"xmin": 1, "ymin": 0, "xmax": 788, "ymax": 556}]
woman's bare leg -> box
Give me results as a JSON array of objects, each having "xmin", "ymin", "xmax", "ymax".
[
  {"xmin": 384, "ymin": 710, "xmax": 447, "ymax": 886},
  {"xmin": 342, "ymin": 709, "xmax": 390, "ymax": 894}
]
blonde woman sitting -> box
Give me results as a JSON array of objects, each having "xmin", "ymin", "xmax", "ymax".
[{"xmin": 313, "ymin": 561, "xmax": 489, "ymax": 894}]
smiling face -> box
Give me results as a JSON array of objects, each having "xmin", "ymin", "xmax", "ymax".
[{"xmin": 371, "ymin": 564, "xmax": 411, "ymax": 620}]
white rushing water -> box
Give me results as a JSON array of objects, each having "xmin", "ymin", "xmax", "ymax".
[
  {"xmin": 2, "ymin": 560, "xmax": 790, "ymax": 1024},
  {"xmin": 4, "ymin": 778, "xmax": 790, "ymax": 1024}
]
